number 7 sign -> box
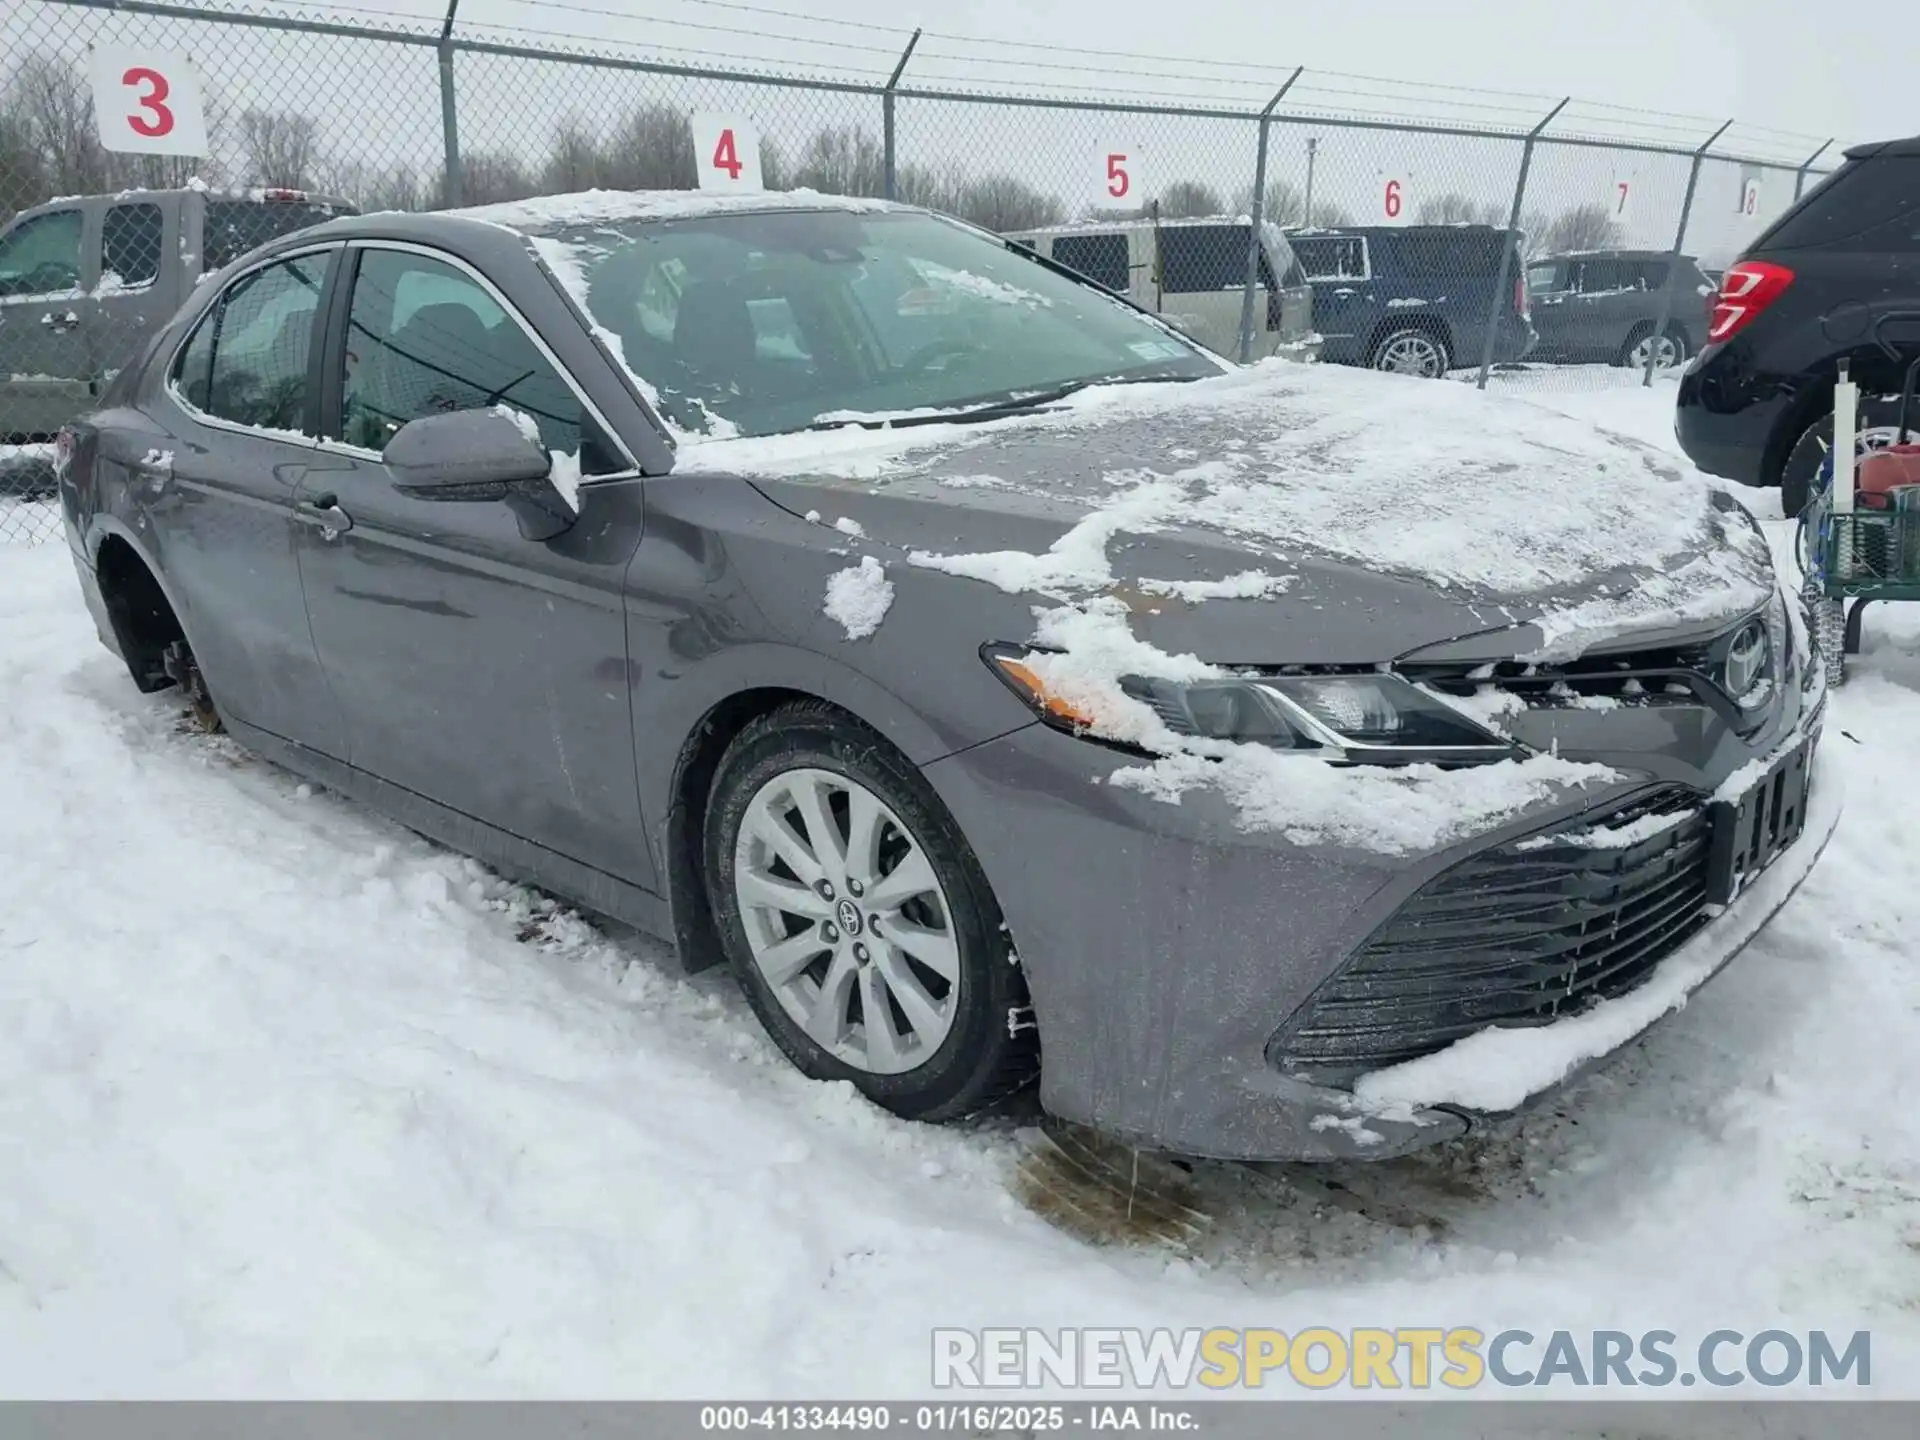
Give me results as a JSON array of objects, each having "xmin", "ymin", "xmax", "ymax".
[
  {"xmin": 692, "ymin": 113, "xmax": 765, "ymax": 192},
  {"xmin": 89, "ymin": 45, "xmax": 209, "ymax": 157}
]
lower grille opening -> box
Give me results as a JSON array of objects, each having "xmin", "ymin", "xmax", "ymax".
[{"xmin": 1268, "ymin": 787, "xmax": 1713, "ymax": 1087}]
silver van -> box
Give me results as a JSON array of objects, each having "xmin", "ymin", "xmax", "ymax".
[
  {"xmin": 1004, "ymin": 216, "xmax": 1317, "ymax": 362},
  {"xmin": 0, "ymin": 187, "xmax": 354, "ymax": 440}
]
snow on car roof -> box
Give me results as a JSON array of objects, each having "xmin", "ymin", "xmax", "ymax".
[{"xmin": 445, "ymin": 187, "xmax": 910, "ymax": 233}]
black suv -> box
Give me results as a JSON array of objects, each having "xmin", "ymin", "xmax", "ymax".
[
  {"xmin": 1676, "ymin": 135, "xmax": 1920, "ymax": 514},
  {"xmin": 1528, "ymin": 249, "xmax": 1717, "ymax": 369},
  {"xmin": 1288, "ymin": 224, "xmax": 1536, "ymax": 377}
]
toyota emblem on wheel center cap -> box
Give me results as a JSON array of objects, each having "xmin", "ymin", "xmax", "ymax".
[{"xmin": 835, "ymin": 898, "xmax": 863, "ymax": 936}]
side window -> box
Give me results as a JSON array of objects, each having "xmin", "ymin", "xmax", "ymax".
[
  {"xmin": 102, "ymin": 204, "xmax": 164, "ymax": 290},
  {"xmin": 1396, "ymin": 232, "xmax": 1499, "ymax": 279},
  {"xmin": 1574, "ymin": 260, "xmax": 1629, "ymax": 294},
  {"xmin": 1527, "ymin": 262, "xmax": 1566, "ymax": 293},
  {"xmin": 192, "ymin": 251, "xmax": 333, "ymax": 432},
  {"xmin": 1633, "ymin": 259, "xmax": 1670, "ymax": 291},
  {"xmin": 341, "ymin": 248, "xmax": 617, "ymax": 472},
  {"xmin": 1292, "ymin": 236, "xmax": 1367, "ymax": 281},
  {"xmin": 1050, "ymin": 233, "xmax": 1130, "ymax": 292},
  {"xmin": 0, "ymin": 209, "xmax": 84, "ymax": 298},
  {"xmin": 171, "ymin": 308, "xmax": 217, "ymax": 412},
  {"xmin": 1161, "ymin": 226, "xmax": 1250, "ymax": 293}
]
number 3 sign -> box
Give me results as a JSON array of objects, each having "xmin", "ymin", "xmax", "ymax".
[
  {"xmin": 692, "ymin": 113, "xmax": 765, "ymax": 192},
  {"xmin": 89, "ymin": 45, "xmax": 209, "ymax": 157}
]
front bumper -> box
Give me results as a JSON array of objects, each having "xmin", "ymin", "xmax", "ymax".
[{"xmin": 924, "ymin": 674, "xmax": 1834, "ymax": 1163}]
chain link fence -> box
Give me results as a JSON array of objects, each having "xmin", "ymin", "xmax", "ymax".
[{"xmin": 2, "ymin": 0, "xmax": 1841, "ymax": 547}]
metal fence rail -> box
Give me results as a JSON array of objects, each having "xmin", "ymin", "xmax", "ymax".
[{"xmin": 2, "ymin": 0, "xmax": 1843, "ymax": 548}]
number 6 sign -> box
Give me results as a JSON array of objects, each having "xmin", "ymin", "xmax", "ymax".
[
  {"xmin": 89, "ymin": 45, "xmax": 209, "ymax": 157},
  {"xmin": 692, "ymin": 113, "xmax": 764, "ymax": 192}
]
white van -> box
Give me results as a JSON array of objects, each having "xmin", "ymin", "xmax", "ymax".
[{"xmin": 1004, "ymin": 216, "xmax": 1317, "ymax": 362}]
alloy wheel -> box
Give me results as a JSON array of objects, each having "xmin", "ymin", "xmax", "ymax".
[
  {"xmin": 1375, "ymin": 334, "xmax": 1445, "ymax": 377},
  {"xmin": 732, "ymin": 766, "xmax": 959, "ymax": 1075}
]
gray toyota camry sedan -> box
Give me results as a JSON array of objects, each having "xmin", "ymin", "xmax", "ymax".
[{"xmin": 55, "ymin": 189, "xmax": 1837, "ymax": 1162}]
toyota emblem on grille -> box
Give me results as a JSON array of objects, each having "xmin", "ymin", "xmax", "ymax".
[{"xmin": 1724, "ymin": 620, "xmax": 1767, "ymax": 701}]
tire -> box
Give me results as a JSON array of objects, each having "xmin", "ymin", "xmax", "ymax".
[
  {"xmin": 1369, "ymin": 327, "xmax": 1451, "ymax": 378},
  {"xmin": 160, "ymin": 637, "xmax": 222, "ymax": 732},
  {"xmin": 1619, "ymin": 326, "xmax": 1686, "ymax": 372},
  {"xmin": 1778, "ymin": 395, "xmax": 1912, "ymax": 519},
  {"xmin": 704, "ymin": 700, "xmax": 1038, "ymax": 1122}
]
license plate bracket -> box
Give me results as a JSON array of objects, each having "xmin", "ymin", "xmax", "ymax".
[{"xmin": 1706, "ymin": 737, "xmax": 1814, "ymax": 905}]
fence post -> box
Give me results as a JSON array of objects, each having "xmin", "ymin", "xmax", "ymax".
[
  {"xmin": 437, "ymin": 0, "xmax": 463, "ymax": 208},
  {"xmin": 1476, "ymin": 97, "xmax": 1567, "ymax": 391},
  {"xmin": 1236, "ymin": 67, "xmax": 1303, "ymax": 364},
  {"xmin": 1794, "ymin": 138, "xmax": 1834, "ymax": 201},
  {"xmin": 1642, "ymin": 118, "xmax": 1732, "ymax": 386},
  {"xmin": 882, "ymin": 29, "xmax": 922, "ymax": 200}
]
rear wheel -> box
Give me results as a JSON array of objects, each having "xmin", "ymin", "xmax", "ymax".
[
  {"xmin": 1369, "ymin": 327, "xmax": 1451, "ymax": 378},
  {"xmin": 704, "ymin": 701, "xmax": 1037, "ymax": 1121},
  {"xmin": 1621, "ymin": 326, "xmax": 1686, "ymax": 371}
]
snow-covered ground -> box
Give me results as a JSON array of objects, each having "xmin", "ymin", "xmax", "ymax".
[{"xmin": 3, "ymin": 377, "xmax": 1918, "ymax": 1398}]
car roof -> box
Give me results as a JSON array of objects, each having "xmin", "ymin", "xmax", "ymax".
[
  {"xmin": 438, "ymin": 186, "xmax": 915, "ymax": 235},
  {"xmin": 1844, "ymin": 135, "xmax": 1920, "ymax": 160},
  {"xmin": 8, "ymin": 186, "xmax": 355, "ymax": 221},
  {"xmin": 1538, "ymin": 249, "xmax": 1701, "ymax": 263}
]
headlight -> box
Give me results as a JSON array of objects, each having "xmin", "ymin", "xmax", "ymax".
[{"xmin": 986, "ymin": 647, "xmax": 1517, "ymax": 762}]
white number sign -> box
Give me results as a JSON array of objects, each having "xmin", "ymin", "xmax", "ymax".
[
  {"xmin": 1740, "ymin": 176, "xmax": 1763, "ymax": 218},
  {"xmin": 1095, "ymin": 145, "xmax": 1143, "ymax": 208},
  {"xmin": 1380, "ymin": 173, "xmax": 1408, "ymax": 224},
  {"xmin": 691, "ymin": 113, "xmax": 764, "ymax": 192},
  {"xmin": 89, "ymin": 45, "xmax": 209, "ymax": 157},
  {"xmin": 1609, "ymin": 172, "xmax": 1635, "ymax": 226}
]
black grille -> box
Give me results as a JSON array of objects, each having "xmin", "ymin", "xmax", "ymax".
[{"xmin": 1269, "ymin": 788, "xmax": 1712, "ymax": 1086}]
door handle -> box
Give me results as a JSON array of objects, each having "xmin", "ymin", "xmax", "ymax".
[
  {"xmin": 294, "ymin": 494, "xmax": 353, "ymax": 539},
  {"xmin": 1333, "ymin": 288, "xmax": 1357, "ymax": 299}
]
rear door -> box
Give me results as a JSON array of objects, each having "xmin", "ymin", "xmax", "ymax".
[
  {"xmin": 151, "ymin": 246, "xmax": 348, "ymax": 755},
  {"xmin": 1291, "ymin": 234, "xmax": 1371, "ymax": 361},
  {"xmin": 1568, "ymin": 257, "xmax": 1642, "ymax": 357},
  {"xmin": 0, "ymin": 203, "xmax": 93, "ymax": 438},
  {"xmin": 91, "ymin": 197, "xmax": 182, "ymax": 401},
  {"xmin": 291, "ymin": 241, "xmax": 653, "ymax": 885}
]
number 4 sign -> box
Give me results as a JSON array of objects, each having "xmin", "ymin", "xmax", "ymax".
[
  {"xmin": 692, "ymin": 114, "xmax": 764, "ymax": 192},
  {"xmin": 89, "ymin": 45, "xmax": 209, "ymax": 157}
]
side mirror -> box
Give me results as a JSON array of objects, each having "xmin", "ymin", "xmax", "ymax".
[
  {"xmin": 383, "ymin": 408, "xmax": 554, "ymax": 494},
  {"xmin": 383, "ymin": 409, "xmax": 574, "ymax": 541}
]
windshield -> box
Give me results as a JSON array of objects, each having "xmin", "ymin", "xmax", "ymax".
[{"xmin": 537, "ymin": 209, "xmax": 1221, "ymax": 438}]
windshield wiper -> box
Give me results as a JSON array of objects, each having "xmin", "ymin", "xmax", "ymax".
[{"xmin": 805, "ymin": 370, "xmax": 1199, "ymax": 432}]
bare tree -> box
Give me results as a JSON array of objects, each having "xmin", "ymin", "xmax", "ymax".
[
  {"xmin": 459, "ymin": 149, "xmax": 539, "ymax": 206},
  {"xmin": 239, "ymin": 109, "xmax": 319, "ymax": 188},
  {"xmin": 1539, "ymin": 202, "xmax": 1624, "ymax": 255},
  {"xmin": 1239, "ymin": 180, "xmax": 1353, "ymax": 229},
  {"xmin": 6, "ymin": 53, "xmax": 112, "ymax": 197},
  {"xmin": 940, "ymin": 174, "xmax": 1065, "ymax": 232},
  {"xmin": 1416, "ymin": 192, "xmax": 1506, "ymax": 225},
  {"xmin": 789, "ymin": 126, "xmax": 886, "ymax": 198},
  {"xmin": 1157, "ymin": 179, "xmax": 1225, "ymax": 219}
]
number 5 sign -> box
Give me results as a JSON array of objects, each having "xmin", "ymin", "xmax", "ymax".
[
  {"xmin": 1095, "ymin": 145, "xmax": 1143, "ymax": 207},
  {"xmin": 89, "ymin": 45, "xmax": 209, "ymax": 156},
  {"xmin": 692, "ymin": 114, "xmax": 764, "ymax": 192}
]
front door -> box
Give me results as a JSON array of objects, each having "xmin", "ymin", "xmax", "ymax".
[
  {"xmin": 153, "ymin": 247, "xmax": 348, "ymax": 756},
  {"xmin": 0, "ymin": 205, "xmax": 93, "ymax": 437},
  {"xmin": 291, "ymin": 243, "xmax": 652, "ymax": 885},
  {"xmin": 1291, "ymin": 235, "xmax": 1371, "ymax": 361}
]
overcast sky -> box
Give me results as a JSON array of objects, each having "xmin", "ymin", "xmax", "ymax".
[{"xmin": 417, "ymin": 0, "xmax": 1902, "ymax": 156}]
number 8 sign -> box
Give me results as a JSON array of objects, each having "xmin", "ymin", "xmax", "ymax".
[{"xmin": 89, "ymin": 45, "xmax": 209, "ymax": 157}]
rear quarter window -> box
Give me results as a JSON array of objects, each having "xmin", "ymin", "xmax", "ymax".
[
  {"xmin": 1390, "ymin": 230, "xmax": 1506, "ymax": 278},
  {"xmin": 1754, "ymin": 156, "xmax": 1920, "ymax": 253}
]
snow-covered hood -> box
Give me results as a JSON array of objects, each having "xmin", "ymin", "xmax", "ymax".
[{"xmin": 697, "ymin": 363, "xmax": 1773, "ymax": 664}]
